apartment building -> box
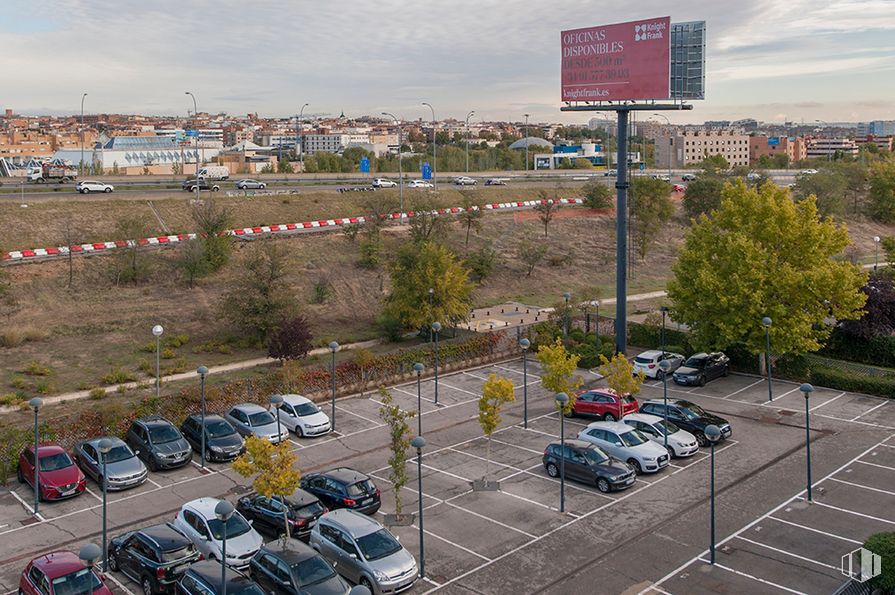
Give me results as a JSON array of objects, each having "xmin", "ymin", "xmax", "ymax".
[
  {"xmin": 749, "ymin": 135, "xmax": 808, "ymax": 165},
  {"xmin": 653, "ymin": 128, "xmax": 750, "ymax": 169}
]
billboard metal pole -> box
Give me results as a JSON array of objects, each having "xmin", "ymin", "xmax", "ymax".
[{"xmin": 615, "ymin": 108, "xmax": 629, "ymax": 354}]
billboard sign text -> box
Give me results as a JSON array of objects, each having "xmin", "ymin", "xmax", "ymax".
[{"xmin": 561, "ymin": 16, "xmax": 670, "ymax": 102}]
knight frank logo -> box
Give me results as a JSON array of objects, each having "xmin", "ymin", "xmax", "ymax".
[
  {"xmin": 841, "ymin": 547, "xmax": 882, "ymax": 583},
  {"xmin": 634, "ymin": 21, "xmax": 666, "ymax": 42}
]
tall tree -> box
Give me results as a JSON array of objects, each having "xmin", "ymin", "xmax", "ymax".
[
  {"xmin": 582, "ymin": 180, "xmax": 613, "ymax": 209},
  {"xmin": 667, "ymin": 180, "xmax": 867, "ymax": 355},
  {"xmin": 533, "ymin": 192, "xmax": 559, "ymax": 238},
  {"xmin": 630, "ymin": 177, "xmax": 674, "ymax": 260},
  {"xmin": 536, "ymin": 338, "xmax": 582, "ymax": 413},
  {"xmin": 682, "ymin": 176, "xmax": 725, "ymax": 219},
  {"xmin": 191, "ymin": 197, "xmax": 232, "ymax": 272},
  {"xmin": 477, "ymin": 375, "xmax": 515, "ymax": 485},
  {"xmin": 868, "ymin": 162, "xmax": 895, "ymax": 223},
  {"xmin": 377, "ymin": 387, "xmax": 416, "ymax": 517},
  {"xmin": 408, "ymin": 197, "xmax": 447, "ymax": 244},
  {"xmin": 793, "ymin": 170, "xmax": 848, "ymax": 217}
]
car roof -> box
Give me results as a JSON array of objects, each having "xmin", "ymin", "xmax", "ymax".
[
  {"xmin": 30, "ymin": 551, "xmax": 86, "ymax": 577},
  {"xmin": 136, "ymin": 416, "xmax": 175, "ymax": 428},
  {"xmin": 549, "ymin": 439, "xmax": 595, "ymax": 450},
  {"xmin": 183, "ymin": 497, "xmax": 230, "ymax": 520},
  {"xmin": 81, "ymin": 436, "xmax": 126, "ymax": 448},
  {"xmin": 317, "ymin": 467, "xmax": 370, "ymax": 484},
  {"xmin": 231, "ymin": 403, "xmax": 265, "ymax": 413},
  {"xmin": 187, "ymin": 413, "xmax": 227, "ymax": 425},
  {"xmin": 188, "ymin": 560, "xmax": 248, "ymax": 587},
  {"xmin": 25, "ymin": 443, "xmax": 67, "ymax": 457},
  {"xmin": 258, "ymin": 540, "xmax": 317, "ymax": 564},
  {"xmin": 636, "ymin": 350, "xmax": 664, "ymax": 358},
  {"xmin": 584, "ymin": 421, "xmax": 634, "ymax": 433},
  {"xmin": 138, "ymin": 523, "xmax": 191, "ymax": 551},
  {"xmin": 321, "ymin": 509, "xmax": 382, "ymax": 538},
  {"xmin": 624, "ymin": 412, "xmax": 664, "ymax": 425},
  {"xmin": 280, "ymin": 394, "xmax": 311, "ymax": 406},
  {"xmin": 579, "ymin": 387, "xmax": 620, "ymax": 397}
]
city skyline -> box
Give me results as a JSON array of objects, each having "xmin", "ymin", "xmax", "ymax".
[{"xmin": 2, "ymin": 0, "xmax": 894, "ymax": 124}]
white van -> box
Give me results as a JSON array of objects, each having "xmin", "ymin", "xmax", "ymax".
[{"xmin": 197, "ymin": 166, "xmax": 230, "ymax": 180}]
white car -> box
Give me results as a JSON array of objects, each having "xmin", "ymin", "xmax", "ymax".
[
  {"xmin": 604, "ymin": 169, "xmax": 618, "ymax": 177},
  {"xmin": 408, "ymin": 179, "xmax": 433, "ymax": 188},
  {"xmin": 485, "ymin": 178, "xmax": 508, "ymax": 186},
  {"xmin": 800, "ymin": 169, "xmax": 818, "ymax": 175},
  {"xmin": 633, "ymin": 350, "xmax": 685, "ymax": 380},
  {"xmin": 623, "ymin": 413, "xmax": 699, "ymax": 458},
  {"xmin": 173, "ymin": 498, "xmax": 263, "ymax": 570},
  {"xmin": 372, "ymin": 178, "xmax": 397, "ymax": 188},
  {"xmin": 270, "ymin": 394, "xmax": 331, "ymax": 438},
  {"xmin": 681, "ymin": 173, "xmax": 697, "ymax": 182},
  {"xmin": 235, "ymin": 179, "xmax": 266, "ymax": 190},
  {"xmin": 76, "ymin": 180, "xmax": 114, "ymax": 193},
  {"xmin": 577, "ymin": 421, "xmax": 670, "ymax": 474},
  {"xmin": 453, "ymin": 176, "xmax": 476, "ymax": 186}
]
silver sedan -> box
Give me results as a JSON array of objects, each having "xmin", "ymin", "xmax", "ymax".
[
  {"xmin": 73, "ymin": 437, "xmax": 148, "ymax": 491},
  {"xmin": 225, "ymin": 403, "xmax": 290, "ymax": 444}
]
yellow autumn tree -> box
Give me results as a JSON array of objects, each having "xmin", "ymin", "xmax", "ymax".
[
  {"xmin": 536, "ymin": 338, "xmax": 582, "ymax": 413},
  {"xmin": 478, "ymin": 374, "xmax": 515, "ymax": 485},
  {"xmin": 598, "ymin": 353, "xmax": 645, "ymax": 420}
]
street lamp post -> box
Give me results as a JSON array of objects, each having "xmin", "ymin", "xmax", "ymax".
[
  {"xmin": 185, "ymin": 92, "xmax": 200, "ymax": 182},
  {"xmin": 555, "ymin": 393, "xmax": 569, "ymax": 513},
  {"xmin": 520, "ymin": 338, "xmax": 530, "ymax": 428},
  {"xmin": 329, "ymin": 342, "xmax": 339, "ymax": 432},
  {"xmin": 80, "ymin": 93, "xmax": 88, "ymax": 174},
  {"xmin": 658, "ymin": 361, "xmax": 671, "ymax": 452},
  {"xmin": 762, "ymin": 317, "xmax": 773, "ymax": 402},
  {"xmin": 652, "ymin": 113, "xmax": 673, "ymax": 180},
  {"xmin": 431, "ymin": 322, "xmax": 441, "ymax": 405},
  {"xmin": 152, "ymin": 325, "xmax": 164, "ymax": 400},
  {"xmin": 465, "ymin": 110, "xmax": 475, "ymax": 173},
  {"xmin": 214, "ymin": 500, "xmax": 235, "ymax": 595},
  {"xmin": 413, "ymin": 363, "xmax": 424, "ymax": 436},
  {"xmin": 297, "ymin": 103, "xmax": 309, "ymax": 172},
  {"xmin": 705, "ymin": 425, "xmax": 722, "ymax": 565},
  {"xmin": 98, "ymin": 438, "xmax": 113, "ymax": 571},
  {"xmin": 874, "ymin": 236, "xmax": 881, "ymax": 270},
  {"xmin": 29, "ymin": 398, "xmax": 42, "ymax": 515},
  {"xmin": 524, "ymin": 114, "xmax": 530, "ymax": 172},
  {"xmin": 382, "ymin": 113, "xmax": 404, "ymax": 211},
  {"xmin": 78, "ymin": 543, "xmax": 101, "ymax": 574},
  {"xmin": 197, "ymin": 366, "xmax": 208, "ymax": 468},
  {"xmin": 562, "ymin": 292, "xmax": 571, "ymax": 339},
  {"xmin": 270, "ymin": 394, "xmax": 284, "ymax": 443},
  {"xmin": 801, "ymin": 383, "xmax": 814, "ymax": 502},
  {"xmin": 422, "ymin": 103, "xmax": 437, "ymax": 191},
  {"xmin": 411, "ymin": 436, "xmax": 427, "ymax": 579}
]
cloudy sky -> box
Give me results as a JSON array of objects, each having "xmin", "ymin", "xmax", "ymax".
[{"xmin": 2, "ymin": 0, "xmax": 894, "ymax": 124}]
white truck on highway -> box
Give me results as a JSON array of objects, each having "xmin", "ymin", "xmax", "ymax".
[
  {"xmin": 196, "ymin": 166, "xmax": 230, "ymax": 180},
  {"xmin": 28, "ymin": 163, "xmax": 78, "ymax": 183}
]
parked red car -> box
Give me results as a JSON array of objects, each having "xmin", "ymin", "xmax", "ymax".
[
  {"xmin": 568, "ymin": 388, "xmax": 639, "ymax": 421},
  {"xmin": 20, "ymin": 551, "xmax": 112, "ymax": 595},
  {"xmin": 17, "ymin": 444, "xmax": 87, "ymax": 501}
]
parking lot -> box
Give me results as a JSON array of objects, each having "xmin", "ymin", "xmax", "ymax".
[{"xmin": 0, "ymin": 358, "xmax": 893, "ymax": 595}]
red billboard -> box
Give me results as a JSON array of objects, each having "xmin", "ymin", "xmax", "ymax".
[{"xmin": 561, "ymin": 17, "xmax": 670, "ymax": 102}]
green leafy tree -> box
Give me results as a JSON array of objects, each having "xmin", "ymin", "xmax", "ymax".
[
  {"xmin": 630, "ymin": 177, "xmax": 674, "ymax": 260},
  {"xmin": 533, "ymin": 192, "xmax": 558, "ymax": 237},
  {"xmin": 277, "ymin": 159, "xmax": 294, "ymax": 174},
  {"xmin": 517, "ymin": 238, "xmax": 547, "ymax": 277},
  {"xmin": 771, "ymin": 153, "xmax": 790, "ymax": 169},
  {"xmin": 458, "ymin": 194, "xmax": 484, "ymax": 248},
  {"xmin": 864, "ymin": 532, "xmax": 895, "ymax": 592},
  {"xmin": 882, "ymin": 236, "xmax": 895, "ymax": 266},
  {"xmin": 698, "ymin": 154, "xmax": 730, "ymax": 175},
  {"xmin": 793, "ymin": 170, "xmax": 848, "ymax": 217},
  {"xmin": 233, "ymin": 436, "xmax": 302, "ymax": 542},
  {"xmin": 382, "ymin": 242, "xmax": 474, "ymax": 331},
  {"xmin": 408, "ymin": 197, "xmax": 448, "ymax": 244},
  {"xmin": 477, "ymin": 375, "xmax": 515, "ymax": 484},
  {"xmin": 536, "ymin": 338, "xmax": 582, "ymax": 413},
  {"xmin": 191, "ymin": 197, "xmax": 232, "ymax": 271},
  {"xmin": 682, "ymin": 176, "xmax": 725, "ymax": 219},
  {"xmin": 868, "ymin": 162, "xmax": 895, "ymax": 223},
  {"xmin": 377, "ymin": 387, "xmax": 416, "ymax": 516},
  {"xmin": 174, "ymin": 239, "xmax": 209, "ymax": 288},
  {"xmin": 667, "ymin": 180, "xmax": 867, "ymax": 355},
  {"xmin": 582, "ymin": 180, "xmax": 613, "ymax": 209},
  {"xmin": 597, "ymin": 353, "xmax": 645, "ymax": 421}
]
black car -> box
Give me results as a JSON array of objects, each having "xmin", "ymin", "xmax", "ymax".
[
  {"xmin": 236, "ymin": 490, "xmax": 326, "ymax": 541},
  {"xmin": 108, "ymin": 523, "xmax": 200, "ymax": 594},
  {"xmin": 672, "ymin": 352, "xmax": 730, "ymax": 386},
  {"xmin": 177, "ymin": 561, "xmax": 264, "ymax": 595},
  {"xmin": 300, "ymin": 468, "xmax": 380, "ymax": 515},
  {"xmin": 250, "ymin": 542, "xmax": 350, "ymax": 595},
  {"xmin": 182, "ymin": 178, "xmax": 220, "ymax": 192},
  {"xmin": 180, "ymin": 414, "xmax": 245, "ymax": 463},
  {"xmin": 126, "ymin": 416, "xmax": 193, "ymax": 471},
  {"xmin": 640, "ymin": 399, "xmax": 732, "ymax": 446},
  {"xmin": 542, "ymin": 440, "xmax": 636, "ymax": 493}
]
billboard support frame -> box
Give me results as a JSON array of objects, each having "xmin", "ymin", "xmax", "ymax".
[{"xmin": 561, "ymin": 102, "xmax": 692, "ymax": 354}]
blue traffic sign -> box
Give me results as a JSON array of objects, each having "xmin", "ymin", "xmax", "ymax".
[
  {"xmin": 185, "ymin": 129, "xmax": 199, "ymax": 137},
  {"xmin": 422, "ymin": 162, "xmax": 432, "ymax": 180},
  {"xmin": 360, "ymin": 156, "xmax": 370, "ymax": 173},
  {"xmin": 639, "ymin": 162, "xmax": 645, "ymax": 171}
]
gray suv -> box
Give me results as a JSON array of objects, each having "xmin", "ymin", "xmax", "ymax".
[
  {"xmin": 310, "ymin": 509, "xmax": 418, "ymax": 594},
  {"xmin": 126, "ymin": 416, "xmax": 193, "ymax": 471}
]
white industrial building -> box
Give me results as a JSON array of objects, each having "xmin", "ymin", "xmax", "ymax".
[{"xmin": 51, "ymin": 136, "xmax": 221, "ymax": 174}]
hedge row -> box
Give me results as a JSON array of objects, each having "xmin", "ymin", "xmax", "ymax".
[{"xmin": 822, "ymin": 330, "xmax": 895, "ymax": 369}]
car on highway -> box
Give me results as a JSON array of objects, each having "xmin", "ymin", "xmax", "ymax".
[
  {"xmin": 453, "ymin": 176, "xmax": 476, "ymax": 186},
  {"xmin": 225, "ymin": 403, "xmax": 290, "ymax": 444},
  {"xmin": 745, "ymin": 171, "xmax": 764, "ymax": 181},
  {"xmin": 126, "ymin": 416, "xmax": 193, "ymax": 472},
  {"xmin": 604, "ymin": 169, "xmax": 618, "ymax": 177},
  {"xmin": 632, "ymin": 350, "xmax": 685, "ymax": 380},
  {"xmin": 236, "ymin": 489, "xmax": 326, "ymax": 541},
  {"xmin": 20, "ymin": 550, "xmax": 113, "ymax": 595},
  {"xmin": 17, "ymin": 443, "xmax": 86, "ymax": 501},
  {"xmin": 651, "ymin": 173, "xmax": 671, "ymax": 182},
  {"xmin": 485, "ymin": 178, "xmax": 508, "ymax": 186},
  {"xmin": 639, "ymin": 399, "xmax": 732, "ymax": 446},
  {"xmin": 542, "ymin": 440, "xmax": 635, "ymax": 493},
  {"xmin": 577, "ymin": 421, "xmax": 670, "ymax": 474},
  {"xmin": 673, "ymin": 183, "xmax": 686, "ymax": 192},
  {"xmin": 181, "ymin": 178, "xmax": 220, "ymax": 192},
  {"xmin": 270, "ymin": 394, "xmax": 331, "ymax": 438},
  {"xmin": 173, "ymin": 498, "xmax": 263, "ymax": 570},
  {"xmin": 568, "ymin": 388, "xmax": 638, "ymax": 421},
  {"xmin": 108, "ymin": 523, "xmax": 200, "ymax": 594},
  {"xmin": 73, "ymin": 436, "xmax": 148, "ymax": 491},
  {"xmin": 179, "ymin": 414, "xmax": 245, "ymax": 463},
  {"xmin": 300, "ymin": 468, "xmax": 381, "ymax": 515},
  {"xmin": 76, "ymin": 180, "xmax": 114, "ymax": 194},
  {"xmin": 623, "ymin": 412, "xmax": 699, "ymax": 458},
  {"xmin": 310, "ymin": 509, "xmax": 418, "ymax": 595},
  {"xmin": 672, "ymin": 352, "xmax": 730, "ymax": 386},
  {"xmin": 177, "ymin": 560, "xmax": 264, "ymax": 595},
  {"xmin": 800, "ymin": 168, "xmax": 818, "ymax": 175},
  {"xmin": 371, "ymin": 178, "xmax": 397, "ymax": 188},
  {"xmin": 235, "ymin": 179, "xmax": 266, "ymax": 190},
  {"xmin": 681, "ymin": 173, "xmax": 698, "ymax": 182},
  {"xmin": 407, "ymin": 179, "xmax": 433, "ymax": 188},
  {"xmin": 250, "ymin": 541, "xmax": 350, "ymax": 595}
]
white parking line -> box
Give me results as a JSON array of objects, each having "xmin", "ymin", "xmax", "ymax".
[
  {"xmin": 463, "ymin": 371, "xmax": 489, "ymax": 381},
  {"xmin": 8, "ymin": 489, "xmax": 43, "ymax": 520},
  {"xmin": 796, "ymin": 497, "xmax": 895, "ymax": 526},
  {"xmin": 336, "ymin": 406, "xmax": 383, "ymax": 426},
  {"xmin": 723, "ymin": 378, "xmax": 766, "ymax": 399},
  {"xmin": 488, "ymin": 437, "xmax": 544, "ymax": 455},
  {"xmin": 84, "ymin": 487, "xmax": 103, "ymax": 503},
  {"xmin": 438, "ymin": 381, "xmax": 483, "ymax": 398},
  {"xmin": 443, "ymin": 500, "xmax": 537, "ymax": 538},
  {"xmin": 767, "ymin": 516, "xmax": 862, "ymax": 545},
  {"xmin": 494, "ymin": 364, "xmax": 536, "ymax": 378},
  {"xmin": 393, "ymin": 386, "xmax": 436, "ymax": 403},
  {"xmin": 828, "ymin": 477, "xmax": 895, "ymax": 497},
  {"xmin": 852, "ymin": 399, "xmax": 888, "ymax": 422},
  {"xmin": 146, "ymin": 477, "xmax": 162, "ymax": 488},
  {"xmin": 695, "ymin": 559, "xmax": 807, "ymax": 595},
  {"xmin": 857, "ymin": 459, "xmax": 895, "ymax": 472},
  {"xmin": 809, "ymin": 391, "xmax": 846, "ymax": 412},
  {"xmin": 734, "ymin": 535, "xmax": 840, "ymax": 571},
  {"xmin": 760, "ymin": 386, "xmax": 802, "ymax": 404}
]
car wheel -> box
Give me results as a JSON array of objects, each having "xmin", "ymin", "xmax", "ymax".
[
  {"xmin": 212, "ymin": 186, "xmax": 220, "ymax": 192},
  {"xmin": 603, "ymin": 412, "xmax": 616, "ymax": 422},
  {"xmin": 695, "ymin": 432, "xmax": 707, "ymax": 447},
  {"xmin": 141, "ymin": 577, "xmax": 153, "ymax": 595},
  {"xmin": 546, "ymin": 463, "xmax": 559, "ymax": 478},
  {"xmin": 667, "ymin": 446, "xmax": 675, "ymax": 459},
  {"xmin": 259, "ymin": 184, "xmax": 266, "ymax": 189},
  {"xmin": 205, "ymin": 448, "xmax": 214, "ymax": 463},
  {"xmin": 82, "ymin": 188, "xmax": 90, "ymax": 194},
  {"xmin": 107, "ymin": 553, "xmax": 118, "ymax": 571},
  {"xmin": 628, "ymin": 459, "xmax": 643, "ymax": 474},
  {"xmin": 147, "ymin": 457, "xmax": 158, "ymax": 472},
  {"xmin": 295, "ymin": 426, "xmax": 304, "ymax": 438},
  {"xmin": 698, "ymin": 375, "xmax": 706, "ymax": 387},
  {"xmin": 360, "ymin": 577, "xmax": 374, "ymax": 592},
  {"xmin": 722, "ymin": 365, "xmax": 730, "ymax": 377},
  {"xmin": 656, "ymin": 370, "xmax": 665, "ymax": 381},
  {"xmin": 16, "ymin": 465, "xmax": 24, "ymax": 483},
  {"xmin": 104, "ymin": 187, "xmax": 112, "ymax": 193},
  {"xmin": 596, "ymin": 477, "xmax": 611, "ymax": 493}
]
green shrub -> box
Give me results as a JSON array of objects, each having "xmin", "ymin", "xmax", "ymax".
[
  {"xmin": 10, "ymin": 377, "xmax": 28, "ymax": 390},
  {"xmin": 464, "ymin": 246, "xmax": 498, "ymax": 282},
  {"xmin": 377, "ymin": 313, "xmax": 406, "ymax": 343},
  {"xmin": 144, "ymin": 341, "xmax": 158, "ymax": 353},
  {"xmin": 311, "ymin": 279, "xmax": 332, "ymax": 304},
  {"xmin": 809, "ymin": 367, "xmax": 895, "ymax": 397},
  {"xmin": 101, "ymin": 367, "xmax": 137, "ymax": 385},
  {"xmin": 166, "ymin": 334, "xmax": 190, "ymax": 348},
  {"xmin": 23, "ymin": 361, "xmax": 51, "ymax": 376},
  {"xmin": 0, "ymin": 426, "xmax": 34, "ymax": 484},
  {"xmin": 217, "ymin": 344, "xmax": 233, "ymax": 354},
  {"xmin": 569, "ymin": 328, "xmax": 585, "ymax": 344},
  {"xmin": 0, "ymin": 393, "xmax": 23, "ymax": 406},
  {"xmin": 571, "ymin": 343, "xmax": 601, "ymax": 369},
  {"xmin": 33, "ymin": 379, "xmax": 51, "ymax": 395},
  {"xmin": 161, "ymin": 347, "xmax": 177, "ymax": 359},
  {"xmin": 138, "ymin": 359, "xmax": 152, "ymax": 374},
  {"xmin": 864, "ymin": 532, "xmax": 895, "ymax": 591},
  {"xmin": 88, "ymin": 387, "xmax": 107, "ymax": 400},
  {"xmin": 76, "ymin": 381, "xmax": 91, "ymax": 391}
]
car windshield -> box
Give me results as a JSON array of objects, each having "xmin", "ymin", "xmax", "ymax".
[
  {"xmin": 50, "ymin": 568, "xmax": 103, "ymax": 595},
  {"xmin": 580, "ymin": 447, "xmax": 609, "ymax": 465},
  {"xmin": 228, "ymin": 581, "xmax": 265, "ymax": 595},
  {"xmin": 654, "ymin": 420, "xmax": 681, "ymax": 436},
  {"xmin": 292, "ymin": 556, "xmax": 336, "ymax": 586},
  {"xmin": 104, "ymin": 445, "xmax": 133, "ymax": 463},
  {"xmin": 248, "ymin": 411, "xmax": 275, "ymax": 426},
  {"xmin": 681, "ymin": 402, "xmax": 707, "ymax": 418},
  {"xmin": 206, "ymin": 420, "xmax": 236, "ymax": 438},
  {"xmin": 619, "ymin": 430, "xmax": 648, "ymax": 447},
  {"xmin": 208, "ymin": 514, "xmax": 251, "ymax": 540},
  {"xmin": 160, "ymin": 545, "xmax": 194, "ymax": 562},
  {"xmin": 634, "ymin": 356, "xmax": 654, "ymax": 364},
  {"xmin": 148, "ymin": 426, "xmax": 181, "ymax": 444},
  {"xmin": 293, "ymin": 403, "xmax": 320, "ymax": 416},
  {"xmin": 683, "ymin": 356, "xmax": 707, "ymax": 368},
  {"xmin": 356, "ymin": 529, "xmax": 402, "ymax": 561},
  {"xmin": 294, "ymin": 500, "xmax": 325, "ymax": 517},
  {"xmin": 346, "ymin": 479, "xmax": 376, "ymax": 497},
  {"xmin": 39, "ymin": 452, "xmax": 74, "ymax": 472}
]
